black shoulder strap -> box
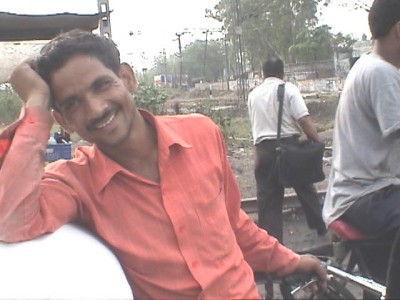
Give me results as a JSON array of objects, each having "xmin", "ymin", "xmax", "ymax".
[{"xmin": 276, "ymin": 83, "xmax": 285, "ymax": 148}]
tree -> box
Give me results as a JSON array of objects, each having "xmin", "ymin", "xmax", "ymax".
[
  {"xmin": 331, "ymin": 32, "xmax": 357, "ymax": 54},
  {"xmin": 289, "ymin": 25, "xmax": 333, "ymax": 63},
  {"xmin": 146, "ymin": 0, "xmax": 365, "ymax": 85},
  {"xmin": 208, "ymin": 0, "xmax": 326, "ymax": 69},
  {"xmin": 323, "ymin": 0, "xmax": 371, "ymax": 12}
]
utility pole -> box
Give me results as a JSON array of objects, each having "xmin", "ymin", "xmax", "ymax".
[
  {"xmin": 128, "ymin": 30, "xmax": 142, "ymax": 73},
  {"xmin": 234, "ymin": 0, "xmax": 247, "ymax": 102},
  {"xmin": 222, "ymin": 26, "xmax": 230, "ymax": 91},
  {"xmin": 161, "ymin": 48, "xmax": 168, "ymax": 86},
  {"xmin": 175, "ymin": 31, "xmax": 190, "ymax": 88},
  {"xmin": 176, "ymin": 32, "xmax": 183, "ymax": 88},
  {"xmin": 202, "ymin": 29, "xmax": 209, "ymax": 81}
]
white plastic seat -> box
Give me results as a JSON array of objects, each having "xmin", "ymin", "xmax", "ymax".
[{"xmin": 0, "ymin": 223, "xmax": 133, "ymax": 299}]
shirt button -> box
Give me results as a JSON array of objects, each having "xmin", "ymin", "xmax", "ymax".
[{"xmin": 192, "ymin": 261, "xmax": 198, "ymax": 268}]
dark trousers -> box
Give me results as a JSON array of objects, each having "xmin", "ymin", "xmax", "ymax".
[
  {"xmin": 254, "ymin": 137, "xmax": 326, "ymax": 243},
  {"xmin": 341, "ymin": 185, "xmax": 400, "ymax": 286}
]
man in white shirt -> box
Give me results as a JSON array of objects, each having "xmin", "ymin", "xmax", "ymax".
[{"xmin": 248, "ymin": 56, "xmax": 326, "ymax": 244}]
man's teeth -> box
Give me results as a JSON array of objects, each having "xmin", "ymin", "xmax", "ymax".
[{"xmin": 97, "ymin": 113, "xmax": 116, "ymax": 129}]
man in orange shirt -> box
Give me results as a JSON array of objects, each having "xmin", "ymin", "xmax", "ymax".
[{"xmin": 0, "ymin": 29, "xmax": 327, "ymax": 299}]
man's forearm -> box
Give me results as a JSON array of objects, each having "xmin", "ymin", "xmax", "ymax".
[
  {"xmin": 0, "ymin": 107, "xmax": 53, "ymax": 241},
  {"xmin": 298, "ymin": 116, "xmax": 321, "ymax": 142},
  {"xmin": 8, "ymin": 59, "xmax": 52, "ymax": 110}
]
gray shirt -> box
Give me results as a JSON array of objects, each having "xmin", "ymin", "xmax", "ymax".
[{"xmin": 323, "ymin": 52, "xmax": 400, "ymax": 226}]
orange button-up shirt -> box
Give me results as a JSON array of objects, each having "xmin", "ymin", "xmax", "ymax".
[{"xmin": 0, "ymin": 107, "xmax": 300, "ymax": 299}]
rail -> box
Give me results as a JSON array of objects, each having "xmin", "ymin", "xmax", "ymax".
[{"xmin": 241, "ymin": 190, "xmax": 326, "ymax": 214}]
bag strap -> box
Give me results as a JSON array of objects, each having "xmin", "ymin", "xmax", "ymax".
[{"xmin": 276, "ymin": 83, "xmax": 285, "ymax": 151}]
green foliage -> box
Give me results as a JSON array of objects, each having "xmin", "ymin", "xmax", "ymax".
[
  {"xmin": 149, "ymin": 0, "xmax": 368, "ymax": 82},
  {"xmin": 229, "ymin": 115, "xmax": 251, "ymax": 139},
  {"xmin": 0, "ymin": 85, "xmax": 22, "ymax": 126},
  {"xmin": 134, "ymin": 80, "xmax": 169, "ymax": 115},
  {"xmin": 188, "ymin": 99, "xmax": 235, "ymax": 143},
  {"xmin": 183, "ymin": 39, "xmax": 226, "ymax": 83},
  {"xmin": 210, "ymin": 0, "xmax": 323, "ymax": 67},
  {"xmin": 331, "ymin": 32, "xmax": 357, "ymax": 53},
  {"xmin": 289, "ymin": 25, "xmax": 334, "ymax": 62}
]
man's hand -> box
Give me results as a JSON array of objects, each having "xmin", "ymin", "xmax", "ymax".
[
  {"xmin": 293, "ymin": 254, "xmax": 329, "ymax": 293},
  {"xmin": 8, "ymin": 59, "xmax": 52, "ymax": 109}
]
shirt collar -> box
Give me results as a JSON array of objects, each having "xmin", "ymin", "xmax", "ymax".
[
  {"xmin": 264, "ymin": 77, "xmax": 284, "ymax": 84},
  {"xmin": 89, "ymin": 109, "xmax": 192, "ymax": 193}
]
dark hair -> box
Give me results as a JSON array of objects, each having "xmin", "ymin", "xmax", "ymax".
[
  {"xmin": 368, "ymin": 0, "xmax": 400, "ymax": 39},
  {"xmin": 262, "ymin": 55, "xmax": 284, "ymax": 79},
  {"xmin": 37, "ymin": 29, "xmax": 121, "ymax": 84}
]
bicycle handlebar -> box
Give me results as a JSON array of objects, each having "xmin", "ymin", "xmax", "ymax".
[{"xmin": 326, "ymin": 264, "xmax": 386, "ymax": 298}]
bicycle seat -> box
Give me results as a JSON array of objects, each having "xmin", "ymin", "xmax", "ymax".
[{"xmin": 328, "ymin": 219, "xmax": 371, "ymax": 241}]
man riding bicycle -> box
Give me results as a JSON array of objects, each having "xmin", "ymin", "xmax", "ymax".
[{"xmin": 323, "ymin": 0, "xmax": 400, "ymax": 286}]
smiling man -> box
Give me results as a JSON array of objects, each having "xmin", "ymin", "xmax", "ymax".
[{"xmin": 0, "ymin": 29, "xmax": 327, "ymax": 299}]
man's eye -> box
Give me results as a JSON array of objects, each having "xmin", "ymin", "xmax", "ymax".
[
  {"xmin": 61, "ymin": 98, "xmax": 79, "ymax": 111},
  {"xmin": 94, "ymin": 79, "xmax": 112, "ymax": 92}
]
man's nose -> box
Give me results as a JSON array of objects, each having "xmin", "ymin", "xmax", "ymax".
[{"xmin": 83, "ymin": 94, "xmax": 108, "ymax": 119}]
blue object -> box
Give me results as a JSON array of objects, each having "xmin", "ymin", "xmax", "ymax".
[{"xmin": 46, "ymin": 144, "xmax": 72, "ymax": 162}]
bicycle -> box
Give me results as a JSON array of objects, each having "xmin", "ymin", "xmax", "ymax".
[
  {"xmin": 253, "ymin": 217, "xmax": 399, "ymax": 299},
  {"xmin": 254, "ymin": 256, "xmax": 386, "ymax": 299},
  {"xmin": 254, "ymin": 263, "xmax": 357, "ymax": 299},
  {"xmin": 328, "ymin": 218, "xmax": 393, "ymax": 299}
]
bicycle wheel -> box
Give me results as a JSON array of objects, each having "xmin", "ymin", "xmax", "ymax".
[{"xmin": 280, "ymin": 277, "xmax": 356, "ymax": 299}]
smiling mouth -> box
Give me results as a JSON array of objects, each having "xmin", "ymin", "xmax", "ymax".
[{"xmin": 95, "ymin": 112, "xmax": 116, "ymax": 129}]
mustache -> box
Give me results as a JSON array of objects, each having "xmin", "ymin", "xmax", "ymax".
[{"xmin": 86, "ymin": 107, "xmax": 116, "ymax": 131}]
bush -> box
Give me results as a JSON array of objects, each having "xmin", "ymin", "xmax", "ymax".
[
  {"xmin": 0, "ymin": 84, "xmax": 22, "ymax": 126},
  {"xmin": 134, "ymin": 80, "xmax": 169, "ymax": 115},
  {"xmin": 188, "ymin": 99, "xmax": 235, "ymax": 143}
]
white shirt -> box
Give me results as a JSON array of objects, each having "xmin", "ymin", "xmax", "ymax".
[{"xmin": 247, "ymin": 77, "xmax": 309, "ymax": 145}]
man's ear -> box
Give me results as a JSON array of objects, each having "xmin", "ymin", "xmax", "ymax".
[
  {"xmin": 52, "ymin": 110, "xmax": 74, "ymax": 135},
  {"xmin": 119, "ymin": 63, "xmax": 138, "ymax": 93}
]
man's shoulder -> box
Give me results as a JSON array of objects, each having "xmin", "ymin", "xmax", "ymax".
[
  {"xmin": 283, "ymin": 81, "xmax": 300, "ymax": 92},
  {"xmin": 156, "ymin": 114, "xmax": 221, "ymax": 143},
  {"xmin": 157, "ymin": 113, "xmax": 215, "ymax": 127},
  {"xmin": 248, "ymin": 80, "xmax": 274, "ymax": 99},
  {"xmin": 357, "ymin": 54, "xmax": 399, "ymax": 80}
]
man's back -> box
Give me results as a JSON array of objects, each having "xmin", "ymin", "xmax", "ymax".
[
  {"xmin": 323, "ymin": 53, "xmax": 400, "ymax": 226},
  {"xmin": 247, "ymin": 78, "xmax": 307, "ymax": 145}
]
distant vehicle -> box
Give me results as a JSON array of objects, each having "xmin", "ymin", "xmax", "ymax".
[{"xmin": 154, "ymin": 74, "xmax": 189, "ymax": 88}]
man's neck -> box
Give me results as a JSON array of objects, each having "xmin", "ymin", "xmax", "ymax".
[
  {"xmin": 373, "ymin": 38, "xmax": 400, "ymax": 68},
  {"xmin": 100, "ymin": 114, "xmax": 160, "ymax": 183}
]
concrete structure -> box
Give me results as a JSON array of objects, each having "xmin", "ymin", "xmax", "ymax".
[{"xmin": 0, "ymin": 0, "xmax": 112, "ymax": 83}]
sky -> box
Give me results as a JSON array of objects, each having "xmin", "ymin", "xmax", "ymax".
[{"xmin": 0, "ymin": 0, "xmax": 371, "ymax": 72}]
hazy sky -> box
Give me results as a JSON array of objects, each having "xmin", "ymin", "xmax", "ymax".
[{"xmin": 0, "ymin": 0, "xmax": 371, "ymax": 71}]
